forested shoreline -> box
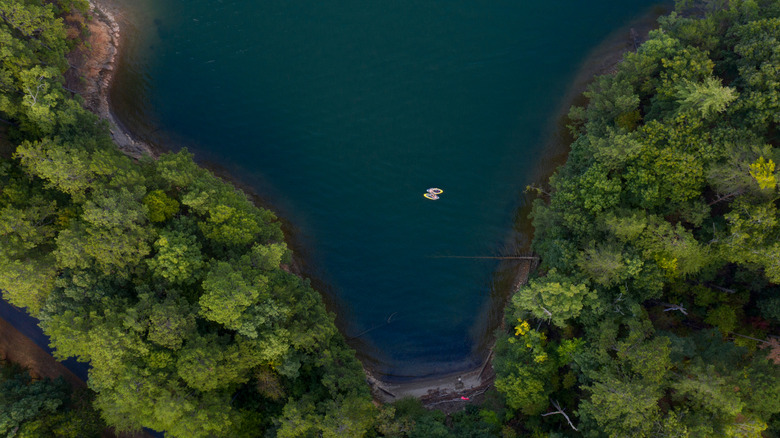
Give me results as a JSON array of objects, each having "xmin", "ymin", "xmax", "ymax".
[
  {"xmin": 0, "ymin": 1, "xmax": 376, "ymax": 436},
  {"xmin": 1, "ymin": 0, "xmax": 780, "ymax": 436},
  {"xmin": 493, "ymin": 0, "xmax": 780, "ymax": 435},
  {"xmin": 1, "ymin": 359, "xmax": 106, "ymax": 436}
]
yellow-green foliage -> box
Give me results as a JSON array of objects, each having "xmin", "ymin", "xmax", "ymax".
[
  {"xmin": 498, "ymin": 2, "xmax": 780, "ymax": 436},
  {"xmin": 0, "ymin": 1, "xmax": 376, "ymax": 436},
  {"xmin": 143, "ymin": 189, "xmax": 180, "ymax": 222},
  {"xmin": 748, "ymin": 156, "xmax": 776, "ymax": 190}
]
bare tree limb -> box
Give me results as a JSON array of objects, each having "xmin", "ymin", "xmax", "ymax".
[
  {"xmin": 542, "ymin": 400, "xmax": 578, "ymax": 431},
  {"xmin": 708, "ymin": 190, "xmax": 743, "ymax": 206},
  {"xmin": 661, "ymin": 303, "xmax": 688, "ymax": 315},
  {"xmin": 728, "ymin": 332, "xmax": 771, "ymax": 345},
  {"xmin": 706, "ymin": 283, "xmax": 736, "ymax": 294}
]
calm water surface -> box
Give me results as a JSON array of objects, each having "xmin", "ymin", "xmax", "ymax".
[{"xmin": 111, "ymin": 0, "xmax": 660, "ymax": 378}]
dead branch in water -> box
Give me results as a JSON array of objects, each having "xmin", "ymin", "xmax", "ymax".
[
  {"xmin": 477, "ymin": 349, "xmax": 493, "ymax": 381},
  {"xmin": 348, "ymin": 312, "xmax": 400, "ymax": 339}
]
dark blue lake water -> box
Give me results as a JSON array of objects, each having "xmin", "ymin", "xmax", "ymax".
[
  {"xmin": 110, "ymin": 0, "xmax": 661, "ymax": 378},
  {"xmin": 0, "ymin": 301, "xmax": 90, "ymax": 381}
]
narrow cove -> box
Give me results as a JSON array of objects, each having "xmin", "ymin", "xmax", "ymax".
[{"xmin": 107, "ymin": 0, "xmax": 665, "ymax": 380}]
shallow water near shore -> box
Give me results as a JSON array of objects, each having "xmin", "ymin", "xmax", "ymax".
[{"xmin": 109, "ymin": 0, "xmax": 663, "ymax": 379}]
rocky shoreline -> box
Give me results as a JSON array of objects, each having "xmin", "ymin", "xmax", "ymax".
[{"xmin": 65, "ymin": 0, "xmax": 154, "ymax": 159}]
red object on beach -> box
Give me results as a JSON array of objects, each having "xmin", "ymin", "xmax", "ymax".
[{"xmin": 460, "ymin": 396, "xmax": 470, "ymax": 401}]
